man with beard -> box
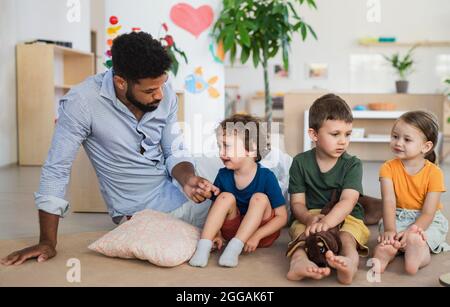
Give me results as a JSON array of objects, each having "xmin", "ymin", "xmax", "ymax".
[{"xmin": 1, "ymin": 32, "xmax": 219, "ymax": 266}]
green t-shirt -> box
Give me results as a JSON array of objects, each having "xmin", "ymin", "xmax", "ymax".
[{"xmin": 288, "ymin": 148, "xmax": 365, "ymax": 220}]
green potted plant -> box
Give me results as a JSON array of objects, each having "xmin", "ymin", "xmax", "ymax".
[
  {"xmin": 445, "ymin": 78, "xmax": 450, "ymax": 96},
  {"xmin": 383, "ymin": 46, "xmax": 416, "ymax": 93},
  {"xmin": 212, "ymin": 0, "xmax": 317, "ymax": 122}
]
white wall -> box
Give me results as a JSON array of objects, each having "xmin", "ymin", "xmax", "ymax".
[
  {"xmin": 0, "ymin": 0, "xmax": 18, "ymax": 167},
  {"xmin": 104, "ymin": 0, "xmax": 225, "ymax": 155},
  {"xmin": 90, "ymin": 0, "xmax": 105, "ymax": 72},
  {"xmin": 0, "ymin": 0, "xmax": 91, "ymax": 167},
  {"xmin": 15, "ymin": 0, "xmax": 91, "ymax": 51},
  {"xmin": 226, "ymin": 0, "xmax": 450, "ymax": 107}
]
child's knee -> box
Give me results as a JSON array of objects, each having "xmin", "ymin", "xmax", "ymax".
[
  {"xmin": 339, "ymin": 231, "xmax": 357, "ymax": 246},
  {"xmin": 249, "ymin": 193, "xmax": 270, "ymax": 205},
  {"xmin": 217, "ymin": 192, "xmax": 236, "ymax": 204}
]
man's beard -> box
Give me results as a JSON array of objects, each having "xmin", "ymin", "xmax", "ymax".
[{"xmin": 126, "ymin": 86, "xmax": 161, "ymax": 113}]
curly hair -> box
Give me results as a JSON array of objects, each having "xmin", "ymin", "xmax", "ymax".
[{"xmin": 111, "ymin": 32, "xmax": 172, "ymax": 82}]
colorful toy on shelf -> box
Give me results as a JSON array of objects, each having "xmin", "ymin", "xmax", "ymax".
[
  {"xmin": 358, "ymin": 36, "xmax": 397, "ymax": 45},
  {"xmin": 104, "ymin": 16, "xmax": 122, "ymax": 69},
  {"xmin": 378, "ymin": 37, "xmax": 396, "ymax": 43},
  {"xmin": 353, "ymin": 105, "xmax": 368, "ymax": 111},
  {"xmin": 185, "ymin": 67, "xmax": 220, "ymax": 99},
  {"xmin": 368, "ymin": 102, "xmax": 396, "ymax": 111}
]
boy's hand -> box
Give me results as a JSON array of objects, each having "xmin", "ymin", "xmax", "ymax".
[
  {"xmin": 304, "ymin": 214, "xmax": 324, "ymax": 237},
  {"xmin": 305, "ymin": 221, "xmax": 331, "ymax": 237},
  {"xmin": 305, "ymin": 214, "xmax": 324, "ymax": 227},
  {"xmin": 244, "ymin": 235, "xmax": 261, "ymax": 253},
  {"xmin": 212, "ymin": 233, "xmax": 225, "ymax": 251},
  {"xmin": 378, "ymin": 231, "xmax": 397, "ymax": 245}
]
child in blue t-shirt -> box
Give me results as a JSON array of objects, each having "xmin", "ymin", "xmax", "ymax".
[{"xmin": 189, "ymin": 114, "xmax": 288, "ymax": 268}]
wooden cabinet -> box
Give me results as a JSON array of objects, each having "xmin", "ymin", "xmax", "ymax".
[{"xmin": 16, "ymin": 43, "xmax": 95, "ymax": 166}]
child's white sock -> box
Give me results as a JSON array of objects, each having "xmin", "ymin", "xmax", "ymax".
[
  {"xmin": 219, "ymin": 238, "xmax": 244, "ymax": 268},
  {"xmin": 189, "ymin": 239, "xmax": 213, "ymax": 268}
]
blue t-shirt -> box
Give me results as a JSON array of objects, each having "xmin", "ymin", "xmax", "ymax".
[{"xmin": 211, "ymin": 164, "xmax": 286, "ymax": 215}]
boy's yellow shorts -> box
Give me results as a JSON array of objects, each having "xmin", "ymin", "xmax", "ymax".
[{"xmin": 288, "ymin": 209, "xmax": 370, "ymax": 257}]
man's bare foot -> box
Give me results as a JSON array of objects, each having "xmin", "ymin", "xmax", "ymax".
[
  {"xmin": 404, "ymin": 233, "xmax": 431, "ymax": 275},
  {"xmin": 287, "ymin": 257, "xmax": 331, "ymax": 281},
  {"xmin": 325, "ymin": 251, "xmax": 356, "ymax": 285},
  {"xmin": 373, "ymin": 241, "xmax": 401, "ymax": 273}
]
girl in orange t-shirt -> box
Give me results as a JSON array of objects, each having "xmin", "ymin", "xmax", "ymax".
[{"xmin": 374, "ymin": 111, "xmax": 449, "ymax": 275}]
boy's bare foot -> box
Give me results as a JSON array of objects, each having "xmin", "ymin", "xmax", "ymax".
[
  {"xmin": 287, "ymin": 257, "xmax": 331, "ymax": 281},
  {"xmin": 373, "ymin": 241, "xmax": 401, "ymax": 273},
  {"xmin": 325, "ymin": 251, "xmax": 356, "ymax": 285},
  {"xmin": 404, "ymin": 233, "xmax": 431, "ymax": 275}
]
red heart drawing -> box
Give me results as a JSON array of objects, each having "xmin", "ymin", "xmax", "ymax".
[{"xmin": 170, "ymin": 3, "xmax": 214, "ymax": 38}]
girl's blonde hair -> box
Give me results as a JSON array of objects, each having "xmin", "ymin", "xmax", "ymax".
[{"xmin": 395, "ymin": 111, "xmax": 439, "ymax": 163}]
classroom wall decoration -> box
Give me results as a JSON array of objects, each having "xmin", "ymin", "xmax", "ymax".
[
  {"xmin": 105, "ymin": 0, "xmax": 224, "ymax": 154},
  {"xmin": 185, "ymin": 67, "xmax": 220, "ymax": 99},
  {"xmin": 104, "ymin": 15, "xmax": 122, "ymax": 69},
  {"xmin": 209, "ymin": 40, "xmax": 225, "ymax": 64},
  {"xmin": 170, "ymin": 3, "xmax": 214, "ymax": 38}
]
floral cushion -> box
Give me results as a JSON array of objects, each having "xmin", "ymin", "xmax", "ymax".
[{"xmin": 88, "ymin": 209, "xmax": 200, "ymax": 267}]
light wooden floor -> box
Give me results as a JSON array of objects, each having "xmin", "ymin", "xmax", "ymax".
[
  {"xmin": 0, "ymin": 162, "xmax": 449, "ymax": 287},
  {"xmin": 1, "ymin": 162, "xmax": 449, "ymax": 240}
]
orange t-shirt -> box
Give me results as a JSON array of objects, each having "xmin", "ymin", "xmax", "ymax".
[{"xmin": 379, "ymin": 159, "xmax": 446, "ymax": 210}]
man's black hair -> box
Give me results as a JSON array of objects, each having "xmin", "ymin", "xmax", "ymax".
[{"xmin": 111, "ymin": 32, "xmax": 172, "ymax": 82}]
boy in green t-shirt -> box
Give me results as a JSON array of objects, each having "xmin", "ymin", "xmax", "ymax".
[{"xmin": 286, "ymin": 94, "xmax": 371, "ymax": 285}]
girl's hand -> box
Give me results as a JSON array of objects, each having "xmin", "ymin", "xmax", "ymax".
[
  {"xmin": 244, "ymin": 235, "xmax": 261, "ymax": 253},
  {"xmin": 378, "ymin": 231, "xmax": 397, "ymax": 245},
  {"xmin": 396, "ymin": 225, "xmax": 427, "ymax": 247}
]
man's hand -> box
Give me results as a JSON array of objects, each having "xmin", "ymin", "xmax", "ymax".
[
  {"xmin": 0, "ymin": 243, "xmax": 56, "ymax": 266},
  {"xmin": 171, "ymin": 162, "xmax": 220, "ymax": 203},
  {"xmin": 1, "ymin": 210, "xmax": 60, "ymax": 266},
  {"xmin": 183, "ymin": 175, "xmax": 220, "ymax": 203}
]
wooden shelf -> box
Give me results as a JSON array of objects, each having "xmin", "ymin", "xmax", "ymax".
[
  {"xmin": 352, "ymin": 110, "xmax": 406, "ymax": 119},
  {"xmin": 351, "ymin": 137, "xmax": 390, "ymax": 143},
  {"xmin": 358, "ymin": 40, "xmax": 450, "ymax": 47},
  {"xmin": 55, "ymin": 84, "xmax": 73, "ymax": 90},
  {"xmin": 17, "ymin": 43, "xmax": 94, "ymax": 166},
  {"xmin": 54, "ymin": 45, "xmax": 94, "ymax": 57}
]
